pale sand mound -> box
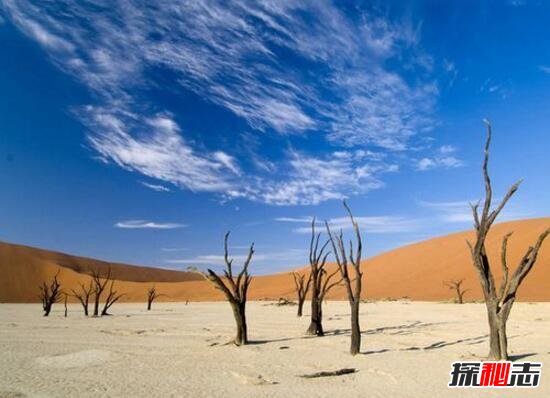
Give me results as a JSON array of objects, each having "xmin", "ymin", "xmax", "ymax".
[{"xmin": 1, "ymin": 217, "xmax": 548, "ymax": 303}]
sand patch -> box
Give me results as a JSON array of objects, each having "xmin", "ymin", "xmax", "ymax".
[
  {"xmin": 35, "ymin": 349, "xmax": 114, "ymax": 369},
  {"xmin": 0, "ymin": 391, "xmax": 26, "ymax": 398},
  {"xmin": 100, "ymin": 328, "xmax": 166, "ymax": 336}
]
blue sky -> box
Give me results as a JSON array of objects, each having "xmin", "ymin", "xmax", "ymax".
[{"xmin": 0, "ymin": 0, "xmax": 548, "ymax": 274}]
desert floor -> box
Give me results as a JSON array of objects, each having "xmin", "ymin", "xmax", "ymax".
[{"xmin": 1, "ymin": 301, "xmax": 549, "ymax": 398}]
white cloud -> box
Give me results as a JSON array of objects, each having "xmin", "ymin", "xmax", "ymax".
[
  {"xmin": 164, "ymin": 248, "xmax": 307, "ymax": 270},
  {"xmin": 539, "ymin": 65, "xmax": 550, "ymax": 74},
  {"xmin": 417, "ymin": 199, "xmax": 532, "ymax": 224},
  {"xmin": 115, "ymin": 220, "xmax": 186, "ymax": 229},
  {"xmin": 165, "ymin": 254, "xmax": 265, "ymax": 265},
  {"xmin": 3, "ymin": 0, "xmax": 443, "ymax": 205},
  {"xmin": 85, "ymin": 108, "xmax": 238, "ymax": 193},
  {"xmin": 229, "ymin": 149, "xmax": 396, "ymax": 205},
  {"xmin": 416, "ymin": 145, "xmax": 463, "ymax": 171},
  {"xmin": 141, "ymin": 181, "xmax": 171, "ymax": 192},
  {"xmin": 278, "ymin": 214, "xmax": 423, "ymax": 234},
  {"xmin": 275, "ymin": 217, "xmax": 313, "ymax": 223},
  {"xmin": 417, "ymin": 200, "xmax": 472, "ymax": 223}
]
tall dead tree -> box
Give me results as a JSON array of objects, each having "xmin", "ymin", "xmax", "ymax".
[
  {"xmin": 204, "ymin": 232, "xmax": 254, "ymax": 346},
  {"xmin": 444, "ymin": 279, "xmax": 469, "ymax": 304},
  {"xmin": 71, "ymin": 280, "xmax": 93, "ymax": 316},
  {"xmin": 306, "ymin": 218, "xmax": 341, "ymax": 336},
  {"xmin": 39, "ymin": 270, "xmax": 63, "ymax": 317},
  {"xmin": 468, "ymin": 120, "xmax": 549, "ymax": 360},
  {"xmin": 101, "ymin": 280, "xmax": 124, "ymax": 316},
  {"xmin": 292, "ymin": 272, "xmax": 311, "ymax": 317},
  {"xmin": 146, "ymin": 285, "xmax": 164, "ymax": 310},
  {"xmin": 91, "ymin": 266, "xmax": 111, "ymax": 316},
  {"xmin": 326, "ymin": 201, "xmax": 363, "ymax": 355}
]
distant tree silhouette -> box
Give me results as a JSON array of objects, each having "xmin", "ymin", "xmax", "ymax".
[
  {"xmin": 326, "ymin": 201, "xmax": 363, "ymax": 355},
  {"xmin": 292, "ymin": 271, "xmax": 311, "ymax": 317},
  {"xmin": 71, "ymin": 280, "xmax": 93, "ymax": 316},
  {"xmin": 444, "ymin": 279, "xmax": 469, "ymax": 304},
  {"xmin": 39, "ymin": 270, "xmax": 62, "ymax": 317},
  {"xmin": 468, "ymin": 120, "xmax": 549, "ymax": 360},
  {"xmin": 146, "ymin": 285, "xmax": 164, "ymax": 310},
  {"xmin": 100, "ymin": 280, "xmax": 124, "ymax": 316},
  {"xmin": 91, "ymin": 267, "xmax": 111, "ymax": 316},
  {"xmin": 203, "ymin": 232, "xmax": 254, "ymax": 346}
]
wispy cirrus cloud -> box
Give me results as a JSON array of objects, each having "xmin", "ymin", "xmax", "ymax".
[
  {"xmin": 417, "ymin": 199, "xmax": 533, "ymax": 224},
  {"xmin": 277, "ymin": 214, "xmax": 423, "ymax": 234},
  {"xmin": 416, "ymin": 145, "xmax": 463, "ymax": 171},
  {"xmin": 141, "ymin": 181, "xmax": 171, "ymax": 192},
  {"xmin": 2, "ymin": 0, "xmax": 444, "ymax": 205},
  {"xmin": 115, "ymin": 220, "xmax": 186, "ymax": 229}
]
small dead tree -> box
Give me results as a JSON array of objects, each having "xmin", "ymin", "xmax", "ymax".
[
  {"xmin": 306, "ymin": 218, "xmax": 341, "ymax": 336},
  {"xmin": 63, "ymin": 293, "xmax": 68, "ymax": 317},
  {"xmin": 444, "ymin": 279, "xmax": 469, "ymax": 304},
  {"xmin": 204, "ymin": 232, "xmax": 254, "ymax": 346},
  {"xmin": 468, "ymin": 120, "xmax": 549, "ymax": 360},
  {"xmin": 39, "ymin": 270, "xmax": 63, "ymax": 317},
  {"xmin": 292, "ymin": 272, "xmax": 311, "ymax": 317},
  {"xmin": 91, "ymin": 266, "xmax": 111, "ymax": 316},
  {"xmin": 71, "ymin": 280, "xmax": 93, "ymax": 316},
  {"xmin": 146, "ymin": 285, "xmax": 164, "ymax": 310},
  {"xmin": 326, "ymin": 201, "xmax": 363, "ymax": 355},
  {"xmin": 101, "ymin": 280, "xmax": 124, "ymax": 316}
]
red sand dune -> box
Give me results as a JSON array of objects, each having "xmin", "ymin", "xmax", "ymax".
[{"xmin": 1, "ymin": 218, "xmax": 548, "ymax": 303}]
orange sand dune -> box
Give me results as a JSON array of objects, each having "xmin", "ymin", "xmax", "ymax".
[{"xmin": 1, "ymin": 218, "xmax": 548, "ymax": 303}]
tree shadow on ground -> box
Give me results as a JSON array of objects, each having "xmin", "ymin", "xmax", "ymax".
[{"xmin": 509, "ymin": 353, "xmax": 537, "ymax": 361}]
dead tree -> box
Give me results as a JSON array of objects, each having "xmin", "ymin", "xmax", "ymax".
[
  {"xmin": 306, "ymin": 218, "xmax": 341, "ymax": 336},
  {"xmin": 64, "ymin": 293, "xmax": 68, "ymax": 317},
  {"xmin": 468, "ymin": 120, "xmax": 549, "ymax": 360},
  {"xmin": 326, "ymin": 201, "xmax": 363, "ymax": 355},
  {"xmin": 146, "ymin": 285, "xmax": 164, "ymax": 310},
  {"xmin": 444, "ymin": 279, "xmax": 469, "ymax": 304},
  {"xmin": 100, "ymin": 280, "xmax": 124, "ymax": 316},
  {"xmin": 292, "ymin": 272, "xmax": 311, "ymax": 317},
  {"xmin": 71, "ymin": 280, "xmax": 93, "ymax": 316},
  {"xmin": 91, "ymin": 266, "xmax": 111, "ymax": 316},
  {"xmin": 204, "ymin": 232, "xmax": 254, "ymax": 346},
  {"xmin": 39, "ymin": 270, "xmax": 63, "ymax": 317}
]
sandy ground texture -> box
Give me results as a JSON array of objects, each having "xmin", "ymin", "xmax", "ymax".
[{"xmin": 1, "ymin": 301, "xmax": 549, "ymax": 398}]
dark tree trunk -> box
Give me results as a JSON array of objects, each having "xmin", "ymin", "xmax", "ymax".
[
  {"xmin": 487, "ymin": 306, "xmax": 506, "ymax": 360},
  {"xmin": 231, "ymin": 301, "xmax": 248, "ymax": 345},
  {"xmin": 147, "ymin": 300, "xmax": 152, "ymax": 311},
  {"xmin": 83, "ymin": 304, "xmax": 89, "ymax": 316},
  {"xmin": 297, "ymin": 297, "xmax": 304, "ymax": 317},
  {"xmin": 43, "ymin": 302, "xmax": 52, "ymax": 317},
  {"xmin": 292, "ymin": 272, "xmax": 311, "ymax": 318},
  {"xmin": 350, "ymin": 300, "xmax": 361, "ymax": 355},
  {"xmin": 93, "ymin": 294, "xmax": 100, "ymax": 317},
  {"xmin": 307, "ymin": 289, "xmax": 324, "ymax": 336}
]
